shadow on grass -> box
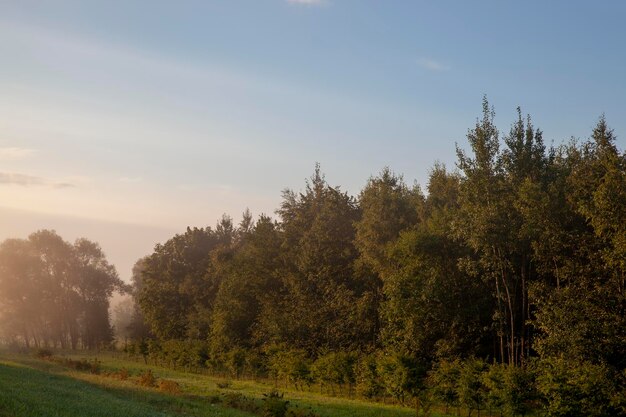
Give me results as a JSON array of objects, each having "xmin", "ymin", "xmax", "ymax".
[{"xmin": 0, "ymin": 361, "xmax": 253, "ymax": 417}]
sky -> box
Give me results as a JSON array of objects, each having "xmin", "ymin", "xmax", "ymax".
[{"xmin": 1, "ymin": 0, "xmax": 626, "ymax": 280}]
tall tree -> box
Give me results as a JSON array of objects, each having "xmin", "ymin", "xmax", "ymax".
[{"xmin": 275, "ymin": 165, "xmax": 370, "ymax": 352}]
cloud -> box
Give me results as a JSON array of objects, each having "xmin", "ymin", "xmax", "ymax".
[
  {"xmin": 0, "ymin": 172, "xmax": 75, "ymax": 188},
  {"xmin": 416, "ymin": 58, "xmax": 451, "ymax": 72},
  {"xmin": 286, "ymin": 0, "xmax": 327, "ymax": 5},
  {"xmin": 0, "ymin": 147, "xmax": 36, "ymax": 160}
]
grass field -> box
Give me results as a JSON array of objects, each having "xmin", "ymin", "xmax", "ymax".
[{"xmin": 0, "ymin": 350, "xmax": 446, "ymax": 417}]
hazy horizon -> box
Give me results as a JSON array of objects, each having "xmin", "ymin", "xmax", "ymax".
[{"xmin": 2, "ymin": 0, "xmax": 626, "ymax": 280}]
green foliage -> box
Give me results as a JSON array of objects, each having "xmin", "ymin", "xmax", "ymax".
[
  {"xmin": 355, "ymin": 354, "xmax": 383, "ymax": 399},
  {"xmin": 6, "ymin": 101, "xmax": 623, "ymax": 417},
  {"xmin": 262, "ymin": 390, "xmax": 289, "ymax": 417},
  {"xmin": 457, "ymin": 358, "xmax": 488, "ymax": 414},
  {"xmin": 482, "ymin": 363, "xmax": 506, "ymax": 414},
  {"xmin": 537, "ymin": 358, "xmax": 623, "ymax": 417},
  {"xmin": 376, "ymin": 352, "xmax": 427, "ymax": 403},
  {"xmin": 503, "ymin": 363, "xmax": 536, "ymax": 416},
  {"xmin": 311, "ymin": 351, "xmax": 356, "ymax": 393},
  {"xmin": 429, "ymin": 359, "xmax": 460, "ymax": 413}
]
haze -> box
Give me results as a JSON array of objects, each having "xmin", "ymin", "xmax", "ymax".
[{"xmin": 2, "ymin": 1, "xmax": 626, "ymax": 280}]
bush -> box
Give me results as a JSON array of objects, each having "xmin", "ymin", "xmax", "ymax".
[
  {"xmin": 118, "ymin": 368, "xmax": 130, "ymax": 380},
  {"xmin": 482, "ymin": 363, "xmax": 506, "ymax": 415},
  {"xmin": 457, "ymin": 358, "xmax": 487, "ymax": 415},
  {"xmin": 503, "ymin": 363, "xmax": 537, "ymax": 416},
  {"xmin": 35, "ymin": 348, "xmax": 53, "ymax": 359},
  {"xmin": 138, "ymin": 369, "xmax": 157, "ymax": 387},
  {"xmin": 158, "ymin": 379, "xmax": 181, "ymax": 395},
  {"xmin": 262, "ymin": 390, "xmax": 289, "ymax": 417},
  {"xmin": 58, "ymin": 357, "xmax": 101, "ymax": 374},
  {"xmin": 267, "ymin": 348, "xmax": 312, "ymax": 390},
  {"xmin": 377, "ymin": 352, "xmax": 428, "ymax": 404},
  {"xmin": 227, "ymin": 347, "xmax": 247, "ymax": 378},
  {"xmin": 355, "ymin": 354, "xmax": 383, "ymax": 399},
  {"xmin": 311, "ymin": 351, "xmax": 357, "ymax": 395},
  {"xmin": 536, "ymin": 358, "xmax": 622, "ymax": 417},
  {"xmin": 221, "ymin": 392, "xmax": 259, "ymax": 413},
  {"xmin": 429, "ymin": 359, "xmax": 461, "ymax": 415}
]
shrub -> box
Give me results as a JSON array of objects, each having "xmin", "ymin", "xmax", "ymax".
[
  {"xmin": 482, "ymin": 363, "xmax": 506, "ymax": 415},
  {"xmin": 262, "ymin": 390, "xmax": 289, "ymax": 417},
  {"xmin": 536, "ymin": 358, "xmax": 622, "ymax": 417},
  {"xmin": 377, "ymin": 352, "xmax": 427, "ymax": 404},
  {"xmin": 503, "ymin": 363, "xmax": 537, "ymax": 416},
  {"xmin": 158, "ymin": 379, "xmax": 181, "ymax": 395},
  {"xmin": 58, "ymin": 358, "xmax": 101, "ymax": 374},
  {"xmin": 267, "ymin": 348, "xmax": 312, "ymax": 390},
  {"xmin": 221, "ymin": 392, "xmax": 259, "ymax": 413},
  {"xmin": 138, "ymin": 369, "xmax": 157, "ymax": 387},
  {"xmin": 227, "ymin": 347, "xmax": 247, "ymax": 378},
  {"xmin": 429, "ymin": 359, "xmax": 461, "ymax": 415},
  {"xmin": 312, "ymin": 351, "xmax": 357, "ymax": 395},
  {"xmin": 118, "ymin": 368, "xmax": 130, "ymax": 380},
  {"xmin": 457, "ymin": 358, "xmax": 488, "ymax": 415},
  {"xmin": 35, "ymin": 348, "xmax": 53, "ymax": 359},
  {"xmin": 355, "ymin": 354, "xmax": 383, "ymax": 399}
]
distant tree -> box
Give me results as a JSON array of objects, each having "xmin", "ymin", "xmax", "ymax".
[
  {"xmin": 0, "ymin": 230, "xmax": 122, "ymax": 349},
  {"xmin": 73, "ymin": 238, "xmax": 125, "ymax": 349}
]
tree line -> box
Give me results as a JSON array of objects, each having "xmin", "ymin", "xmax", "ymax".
[
  {"xmin": 1, "ymin": 98, "xmax": 624, "ymax": 415},
  {"xmin": 120, "ymin": 100, "xmax": 625, "ymax": 415},
  {"xmin": 0, "ymin": 230, "xmax": 125, "ymax": 349}
]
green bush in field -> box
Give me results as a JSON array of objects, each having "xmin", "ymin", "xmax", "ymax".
[
  {"xmin": 536, "ymin": 358, "xmax": 623, "ymax": 417},
  {"xmin": 355, "ymin": 353, "xmax": 383, "ymax": 399},
  {"xmin": 311, "ymin": 351, "xmax": 357, "ymax": 394},
  {"xmin": 502, "ymin": 363, "xmax": 537, "ymax": 417},
  {"xmin": 376, "ymin": 352, "xmax": 428, "ymax": 405},
  {"xmin": 429, "ymin": 359, "xmax": 461, "ymax": 415},
  {"xmin": 482, "ymin": 363, "xmax": 506, "ymax": 415},
  {"xmin": 245, "ymin": 349, "xmax": 268, "ymax": 378},
  {"xmin": 457, "ymin": 357, "xmax": 488, "ymax": 415},
  {"xmin": 267, "ymin": 347, "xmax": 312, "ymax": 389},
  {"xmin": 227, "ymin": 347, "xmax": 247, "ymax": 378},
  {"xmin": 262, "ymin": 390, "xmax": 289, "ymax": 417}
]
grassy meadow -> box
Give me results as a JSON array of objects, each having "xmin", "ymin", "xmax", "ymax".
[{"xmin": 0, "ymin": 350, "xmax": 447, "ymax": 417}]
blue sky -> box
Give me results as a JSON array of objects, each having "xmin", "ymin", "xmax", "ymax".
[{"xmin": 1, "ymin": 0, "xmax": 625, "ymax": 278}]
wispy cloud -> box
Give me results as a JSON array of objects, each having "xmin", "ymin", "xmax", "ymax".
[
  {"xmin": 416, "ymin": 58, "xmax": 451, "ymax": 72},
  {"xmin": 286, "ymin": 0, "xmax": 327, "ymax": 6},
  {"xmin": 0, "ymin": 172, "xmax": 76, "ymax": 188},
  {"xmin": 0, "ymin": 147, "xmax": 36, "ymax": 160}
]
